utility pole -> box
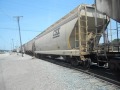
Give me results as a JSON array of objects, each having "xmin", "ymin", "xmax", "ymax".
[
  {"xmin": 109, "ymin": 19, "xmax": 113, "ymax": 52},
  {"xmin": 14, "ymin": 16, "xmax": 23, "ymax": 57},
  {"xmin": 116, "ymin": 21, "xmax": 119, "ymax": 52},
  {"xmin": 12, "ymin": 39, "xmax": 14, "ymax": 51}
]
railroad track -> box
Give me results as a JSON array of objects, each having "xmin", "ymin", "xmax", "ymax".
[{"xmin": 37, "ymin": 57, "xmax": 120, "ymax": 87}]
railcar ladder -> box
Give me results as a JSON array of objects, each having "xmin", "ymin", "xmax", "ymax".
[
  {"xmin": 77, "ymin": 5, "xmax": 88, "ymax": 52},
  {"xmin": 97, "ymin": 30, "xmax": 108, "ymax": 65},
  {"xmin": 94, "ymin": 6, "xmax": 108, "ymax": 66}
]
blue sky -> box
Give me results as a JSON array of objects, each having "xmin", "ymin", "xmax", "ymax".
[
  {"xmin": 0, "ymin": 0, "xmax": 119, "ymax": 50},
  {"xmin": 0, "ymin": 0, "xmax": 94, "ymax": 50}
]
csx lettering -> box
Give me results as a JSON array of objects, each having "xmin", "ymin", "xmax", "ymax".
[{"xmin": 53, "ymin": 28, "xmax": 60, "ymax": 38}]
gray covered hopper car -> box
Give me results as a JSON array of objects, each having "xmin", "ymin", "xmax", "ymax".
[
  {"xmin": 34, "ymin": 4, "xmax": 109, "ymax": 67},
  {"xmin": 24, "ymin": 4, "xmax": 109, "ymax": 68}
]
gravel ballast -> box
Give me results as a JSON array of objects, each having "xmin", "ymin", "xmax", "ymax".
[{"xmin": 0, "ymin": 53, "xmax": 119, "ymax": 90}]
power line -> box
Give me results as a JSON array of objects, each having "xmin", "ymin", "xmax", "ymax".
[{"xmin": 0, "ymin": 28, "xmax": 41, "ymax": 32}]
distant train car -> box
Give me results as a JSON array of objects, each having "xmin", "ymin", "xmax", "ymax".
[
  {"xmin": 33, "ymin": 4, "xmax": 109, "ymax": 67},
  {"xmin": 18, "ymin": 44, "xmax": 25, "ymax": 54},
  {"xmin": 24, "ymin": 39, "xmax": 35, "ymax": 55}
]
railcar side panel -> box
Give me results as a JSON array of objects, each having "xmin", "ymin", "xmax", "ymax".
[{"xmin": 35, "ymin": 18, "xmax": 78, "ymax": 52}]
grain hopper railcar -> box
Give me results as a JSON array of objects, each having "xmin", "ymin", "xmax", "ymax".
[{"xmin": 33, "ymin": 4, "xmax": 109, "ymax": 67}]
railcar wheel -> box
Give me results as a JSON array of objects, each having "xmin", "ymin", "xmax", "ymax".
[
  {"xmin": 63, "ymin": 56, "xmax": 71, "ymax": 63},
  {"xmin": 82, "ymin": 59, "xmax": 91, "ymax": 69},
  {"xmin": 51, "ymin": 55, "xmax": 59, "ymax": 59},
  {"xmin": 35, "ymin": 54, "xmax": 38, "ymax": 58},
  {"xmin": 40, "ymin": 54, "xmax": 46, "ymax": 59},
  {"xmin": 98, "ymin": 62, "xmax": 106, "ymax": 67},
  {"xmin": 108, "ymin": 62, "xmax": 115, "ymax": 71},
  {"xmin": 71, "ymin": 58, "xmax": 79, "ymax": 67}
]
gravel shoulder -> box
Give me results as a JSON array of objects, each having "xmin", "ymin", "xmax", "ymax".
[{"xmin": 0, "ymin": 53, "xmax": 119, "ymax": 90}]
